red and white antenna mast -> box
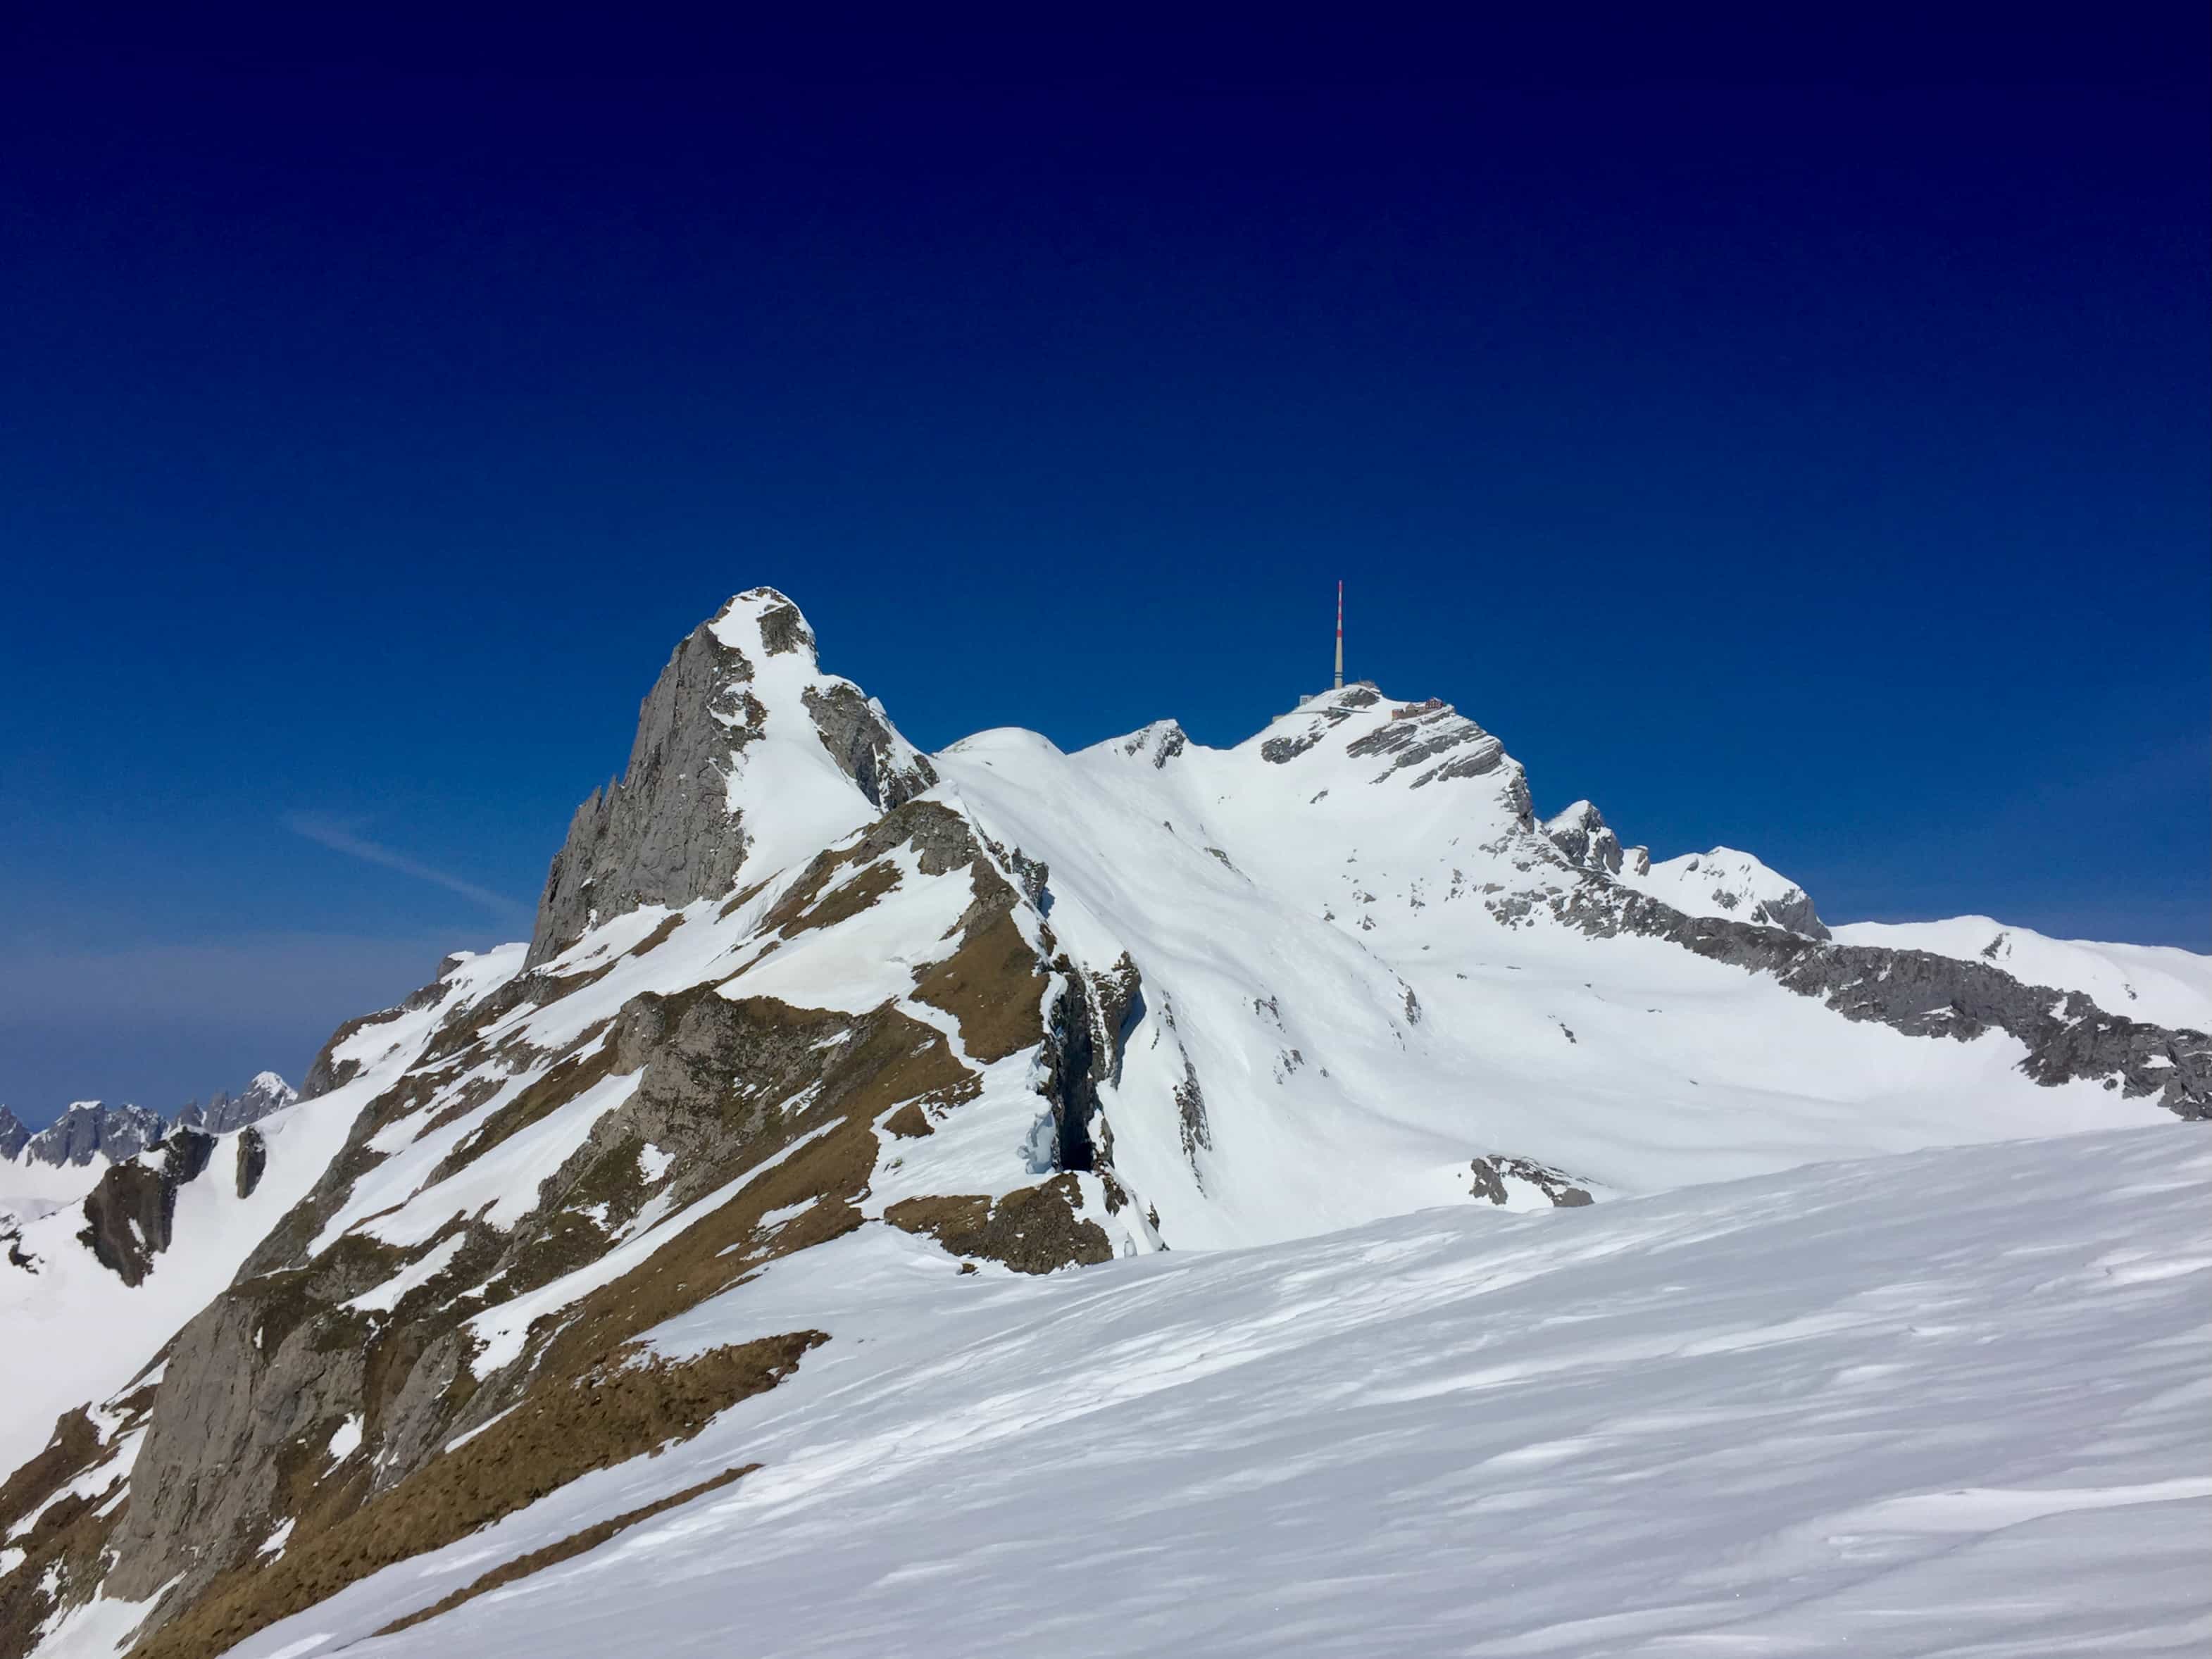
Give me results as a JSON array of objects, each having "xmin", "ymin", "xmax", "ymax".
[{"xmin": 1333, "ymin": 580, "xmax": 1344, "ymax": 691}]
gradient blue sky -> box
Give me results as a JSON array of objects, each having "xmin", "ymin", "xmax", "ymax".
[{"xmin": 3, "ymin": 16, "xmax": 2206, "ymax": 1122}]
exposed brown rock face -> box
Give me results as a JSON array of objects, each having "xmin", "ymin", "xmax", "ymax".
[
  {"xmin": 885, "ymin": 1176, "xmax": 1115, "ymax": 1274},
  {"xmin": 127, "ymin": 1337, "xmax": 819, "ymax": 1659},
  {"xmin": 0, "ymin": 597, "xmax": 1108, "ymax": 1655},
  {"xmin": 883, "ymin": 1103, "xmax": 934, "ymax": 1139},
  {"xmin": 64, "ymin": 818, "xmax": 1012, "ymax": 1649},
  {"xmin": 370, "ymin": 1463, "xmax": 761, "ymax": 1639}
]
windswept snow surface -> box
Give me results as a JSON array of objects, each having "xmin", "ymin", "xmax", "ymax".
[
  {"xmin": 1832, "ymin": 915, "xmax": 2212, "ymax": 1031},
  {"xmin": 205, "ymin": 1125, "xmax": 2211, "ymax": 1659}
]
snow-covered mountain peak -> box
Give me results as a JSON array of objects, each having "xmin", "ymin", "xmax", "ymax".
[
  {"xmin": 1235, "ymin": 684, "xmax": 1534, "ymax": 827},
  {"xmin": 1624, "ymin": 843, "xmax": 1827, "ymax": 939},
  {"xmin": 1543, "ymin": 799, "xmax": 1625, "ymax": 875},
  {"xmin": 177, "ymin": 1070, "xmax": 301, "ymax": 1137},
  {"xmin": 706, "ymin": 584, "xmax": 819, "ymax": 663},
  {"xmin": 527, "ymin": 591, "xmax": 937, "ymax": 965},
  {"xmin": 13, "ymin": 1101, "xmax": 166, "ymax": 1168},
  {"xmin": 1101, "ymin": 718, "xmax": 1189, "ymax": 769}
]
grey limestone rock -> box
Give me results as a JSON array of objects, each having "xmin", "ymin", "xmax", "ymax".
[
  {"xmin": 19, "ymin": 1102, "xmax": 166, "ymax": 1168},
  {"xmin": 527, "ymin": 614, "xmax": 766, "ymax": 968},
  {"xmin": 801, "ymin": 682, "xmax": 938, "ymax": 811},
  {"xmin": 171, "ymin": 1073, "xmax": 298, "ymax": 1139},
  {"xmin": 1658, "ymin": 851, "xmax": 1828, "ymax": 939},
  {"xmin": 1261, "ymin": 731, "xmax": 1326, "ymax": 765},
  {"xmin": 1118, "ymin": 721, "xmax": 1188, "ymax": 768},
  {"xmin": 527, "ymin": 590, "xmax": 935, "ymax": 968},
  {"xmin": 1551, "ymin": 879, "xmax": 2212, "ymax": 1119},
  {"xmin": 1469, "ymin": 1156, "xmax": 1596, "ymax": 1208},
  {"xmin": 199, "ymin": 1073, "xmax": 297, "ymax": 1135},
  {"xmin": 1544, "ymin": 800, "xmax": 1625, "ymax": 877}
]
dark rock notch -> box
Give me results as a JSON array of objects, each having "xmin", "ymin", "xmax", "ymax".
[{"xmin": 1041, "ymin": 975, "xmax": 1104, "ymax": 1174}]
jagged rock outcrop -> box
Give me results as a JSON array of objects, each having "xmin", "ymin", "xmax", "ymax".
[
  {"xmin": 73, "ymin": 1129, "xmax": 218, "ymax": 1286},
  {"xmin": 1544, "ymin": 800, "xmax": 1625, "ymax": 876},
  {"xmin": 1469, "ymin": 1155, "xmax": 1595, "ymax": 1207},
  {"xmin": 527, "ymin": 588, "xmax": 935, "ymax": 968},
  {"xmin": 884, "ymin": 1176, "xmax": 1113, "ymax": 1274},
  {"xmin": 1550, "ymin": 879, "xmax": 2211, "ymax": 1117},
  {"xmin": 801, "ymin": 682, "xmax": 937, "ymax": 811},
  {"xmin": 527, "ymin": 610, "xmax": 770, "ymax": 967},
  {"xmin": 4, "ymin": 1076, "xmax": 294, "ymax": 1171},
  {"xmin": 13, "ymin": 1102, "xmax": 165, "ymax": 1169},
  {"xmin": 1119, "ymin": 720, "xmax": 1188, "ymax": 768},
  {"xmin": 235, "ymin": 1125, "xmax": 268, "ymax": 1198},
  {"xmin": 173, "ymin": 1072, "xmax": 297, "ymax": 1137}
]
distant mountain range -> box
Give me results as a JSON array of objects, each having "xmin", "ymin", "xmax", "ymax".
[{"xmin": 0, "ymin": 1072, "xmax": 296, "ymax": 1170}]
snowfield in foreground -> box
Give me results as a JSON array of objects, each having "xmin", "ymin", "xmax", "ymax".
[{"xmin": 201, "ymin": 1124, "xmax": 2211, "ymax": 1659}]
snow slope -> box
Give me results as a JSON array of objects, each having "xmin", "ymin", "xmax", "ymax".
[
  {"xmin": 930, "ymin": 692, "xmax": 2180, "ymax": 1248},
  {"xmin": 1834, "ymin": 915, "xmax": 2212, "ymax": 1032},
  {"xmin": 185, "ymin": 1124, "xmax": 2212, "ymax": 1659},
  {"xmin": 11, "ymin": 593, "xmax": 2206, "ymax": 1657},
  {"xmin": 0, "ymin": 951, "xmax": 520, "ymax": 1479}
]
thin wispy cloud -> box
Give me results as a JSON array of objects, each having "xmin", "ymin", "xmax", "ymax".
[{"xmin": 284, "ymin": 812, "xmax": 530, "ymax": 922}]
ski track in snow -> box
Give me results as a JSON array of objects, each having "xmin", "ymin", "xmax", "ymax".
[{"xmin": 202, "ymin": 1125, "xmax": 2212, "ymax": 1659}]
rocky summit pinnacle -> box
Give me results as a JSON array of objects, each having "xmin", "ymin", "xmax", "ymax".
[
  {"xmin": 527, "ymin": 589, "xmax": 937, "ymax": 967},
  {"xmin": 171, "ymin": 1072, "xmax": 299, "ymax": 1137},
  {"xmin": 4, "ymin": 1075, "xmax": 297, "ymax": 1168},
  {"xmin": 15, "ymin": 1101, "xmax": 167, "ymax": 1168}
]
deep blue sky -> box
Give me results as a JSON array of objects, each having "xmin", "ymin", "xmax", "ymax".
[{"xmin": 3, "ymin": 16, "xmax": 2206, "ymax": 1122}]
